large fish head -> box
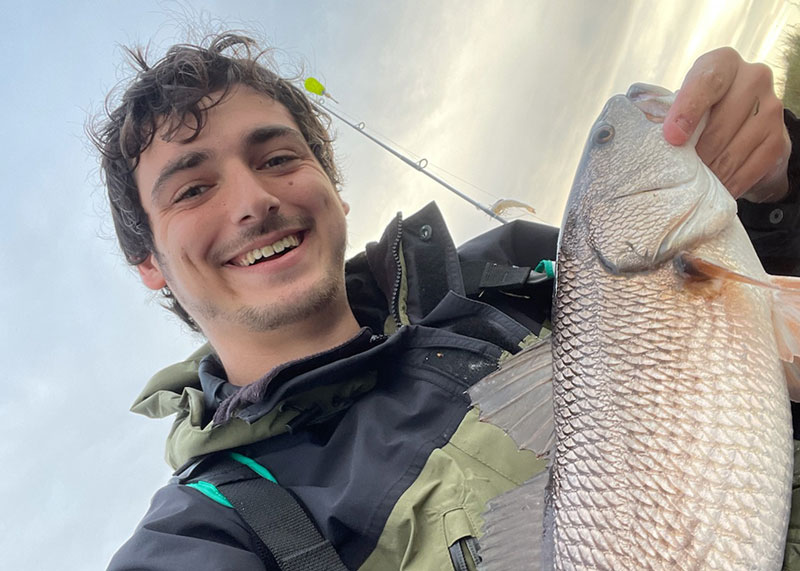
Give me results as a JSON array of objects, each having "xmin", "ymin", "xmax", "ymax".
[{"xmin": 560, "ymin": 84, "xmax": 737, "ymax": 274}]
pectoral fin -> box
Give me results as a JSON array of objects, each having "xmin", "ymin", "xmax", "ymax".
[
  {"xmin": 677, "ymin": 252, "xmax": 800, "ymax": 400},
  {"xmin": 769, "ymin": 275, "xmax": 800, "ymax": 400},
  {"xmin": 674, "ymin": 252, "xmax": 770, "ymax": 287},
  {"xmin": 467, "ymin": 338, "xmax": 555, "ymax": 455}
]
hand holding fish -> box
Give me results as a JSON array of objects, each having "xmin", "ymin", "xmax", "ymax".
[{"xmin": 664, "ymin": 46, "xmax": 791, "ymax": 202}]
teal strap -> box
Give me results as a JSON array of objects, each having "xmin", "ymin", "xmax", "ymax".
[
  {"xmin": 230, "ymin": 452, "xmax": 279, "ymax": 484},
  {"xmin": 184, "ymin": 453, "xmax": 277, "ymax": 507},
  {"xmin": 534, "ymin": 259, "xmax": 556, "ymax": 278},
  {"xmin": 186, "ymin": 481, "xmax": 234, "ymax": 508}
]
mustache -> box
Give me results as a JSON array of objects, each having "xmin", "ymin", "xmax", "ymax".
[{"xmin": 214, "ymin": 213, "xmax": 315, "ymax": 263}]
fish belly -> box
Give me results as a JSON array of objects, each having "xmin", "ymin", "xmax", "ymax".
[{"xmin": 551, "ymin": 224, "xmax": 793, "ymax": 570}]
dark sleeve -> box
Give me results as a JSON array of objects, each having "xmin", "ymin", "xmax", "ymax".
[
  {"xmin": 771, "ymin": 112, "xmax": 800, "ymax": 570},
  {"xmin": 107, "ymin": 484, "xmax": 265, "ymax": 571},
  {"xmin": 457, "ymin": 219, "xmax": 560, "ymax": 335},
  {"xmin": 738, "ymin": 109, "xmax": 800, "ymax": 277}
]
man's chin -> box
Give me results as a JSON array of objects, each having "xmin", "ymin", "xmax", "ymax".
[{"xmin": 232, "ymin": 280, "xmax": 343, "ymax": 333}]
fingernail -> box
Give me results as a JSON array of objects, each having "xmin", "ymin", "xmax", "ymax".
[
  {"xmin": 663, "ymin": 121, "xmax": 688, "ymax": 146},
  {"xmin": 672, "ymin": 116, "xmax": 692, "ymax": 136}
]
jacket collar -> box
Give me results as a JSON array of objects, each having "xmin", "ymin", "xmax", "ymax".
[{"xmin": 359, "ymin": 201, "xmax": 465, "ymax": 331}]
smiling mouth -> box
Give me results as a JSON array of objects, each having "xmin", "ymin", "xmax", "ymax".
[{"xmin": 232, "ymin": 233, "xmax": 303, "ymax": 267}]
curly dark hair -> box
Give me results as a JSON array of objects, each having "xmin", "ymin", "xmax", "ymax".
[{"xmin": 90, "ymin": 33, "xmax": 341, "ymax": 332}]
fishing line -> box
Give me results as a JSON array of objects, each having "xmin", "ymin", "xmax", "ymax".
[{"xmin": 303, "ymin": 77, "xmax": 547, "ymax": 225}]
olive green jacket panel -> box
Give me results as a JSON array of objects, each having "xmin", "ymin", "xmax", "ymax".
[
  {"xmin": 129, "ymin": 341, "xmax": 376, "ymax": 470},
  {"xmin": 359, "ymin": 407, "xmax": 548, "ymax": 571},
  {"xmin": 131, "ymin": 343, "xmax": 212, "ymax": 417}
]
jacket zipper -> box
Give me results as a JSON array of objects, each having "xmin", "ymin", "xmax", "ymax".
[
  {"xmin": 389, "ymin": 216, "xmax": 404, "ymax": 330},
  {"xmin": 463, "ymin": 537, "xmax": 480, "ymax": 567},
  {"xmin": 449, "ymin": 537, "xmax": 480, "ymax": 571}
]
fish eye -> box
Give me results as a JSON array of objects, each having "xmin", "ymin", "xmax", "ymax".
[{"xmin": 593, "ymin": 125, "xmax": 615, "ymax": 145}]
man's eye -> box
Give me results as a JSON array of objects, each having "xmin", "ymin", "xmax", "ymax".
[
  {"xmin": 260, "ymin": 154, "xmax": 299, "ymax": 169},
  {"xmin": 174, "ymin": 184, "xmax": 209, "ymax": 203}
]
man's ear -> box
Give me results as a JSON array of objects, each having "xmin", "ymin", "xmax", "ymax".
[
  {"xmin": 340, "ymin": 198, "xmax": 350, "ymax": 215},
  {"xmin": 137, "ymin": 254, "xmax": 167, "ymax": 291}
]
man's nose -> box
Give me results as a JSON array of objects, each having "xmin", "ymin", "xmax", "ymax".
[{"xmin": 226, "ymin": 165, "xmax": 281, "ymax": 225}]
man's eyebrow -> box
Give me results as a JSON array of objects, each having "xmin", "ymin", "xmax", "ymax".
[
  {"xmin": 245, "ymin": 125, "xmax": 307, "ymax": 147},
  {"xmin": 149, "ymin": 127, "xmax": 305, "ymax": 201},
  {"xmin": 151, "ymin": 150, "xmax": 211, "ymax": 201}
]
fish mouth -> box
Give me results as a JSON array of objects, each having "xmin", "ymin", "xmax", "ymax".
[
  {"xmin": 626, "ymin": 83, "xmax": 675, "ymax": 123},
  {"xmin": 607, "ymin": 164, "xmax": 699, "ymax": 202}
]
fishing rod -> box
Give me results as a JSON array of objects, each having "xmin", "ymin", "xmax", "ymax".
[{"xmin": 304, "ymin": 77, "xmax": 508, "ymax": 225}]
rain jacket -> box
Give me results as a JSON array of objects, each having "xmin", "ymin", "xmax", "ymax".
[{"xmin": 109, "ymin": 112, "xmax": 800, "ymax": 571}]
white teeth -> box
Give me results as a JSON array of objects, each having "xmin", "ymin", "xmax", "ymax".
[{"xmin": 238, "ymin": 234, "xmax": 301, "ymax": 266}]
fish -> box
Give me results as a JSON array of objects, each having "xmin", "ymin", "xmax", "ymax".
[{"xmin": 468, "ymin": 83, "xmax": 800, "ymax": 570}]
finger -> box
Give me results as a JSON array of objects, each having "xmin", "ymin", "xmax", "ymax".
[
  {"xmin": 703, "ymin": 92, "xmax": 778, "ymax": 188},
  {"xmin": 695, "ymin": 62, "xmax": 775, "ymax": 166},
  {"xmin": 664, "ymin": 47, "xmax": 742, "ymax": 146},
  {"xmin": 726, "ymin": 127, "xmax": 790, "ymax": 201},
  {"xmin": 709, "ymin": 120, "xmax": 769, "ymax": 197}
]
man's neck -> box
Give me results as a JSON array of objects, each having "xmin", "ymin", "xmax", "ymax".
[{"xmin": 206, "ymin": 298, "xmax": 362, "ymax": 387}]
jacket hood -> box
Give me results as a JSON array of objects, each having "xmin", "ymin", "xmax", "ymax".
[
  {"xmin": 131, "ymin": 332, "xmax": 385, "ymax": 469},
  {"xmin": 131, "ymin": 343, "xmax": 210, "ymax": 420}
]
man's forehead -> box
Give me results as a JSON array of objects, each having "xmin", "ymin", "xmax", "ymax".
[
  {"xmin": 153, "ymin": 87, "xmax": 294, "ymax": 144},
  {"xmin": 134, "ymin": 88, "xmax": 305, "ymax": 202}
]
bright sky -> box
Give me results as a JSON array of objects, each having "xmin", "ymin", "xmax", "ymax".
[{"xmin": 2, "ymin": 1, "xmax": 797, "ymax": 568}]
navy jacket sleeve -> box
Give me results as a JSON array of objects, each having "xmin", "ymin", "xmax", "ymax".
[
  {"xmin": 738, "ymin": 109, "xmax": 800, "ymax": 277},
  {"xmin": 107, "ymin": 484, "xmax": 265, "ymax": 571}
]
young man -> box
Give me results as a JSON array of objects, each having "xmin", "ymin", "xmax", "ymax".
[{"xmin": 96, "ymin": 34, "xmax": 800, "ymax": 569}]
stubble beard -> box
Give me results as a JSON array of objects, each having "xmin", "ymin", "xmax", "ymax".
[
  {"xmin": 156, "ymin": 234, "xmax": 349, "ymax": 335},
  {"xmin": 233, "ymin": 265, "xmax": 346, "ymax": 332}
]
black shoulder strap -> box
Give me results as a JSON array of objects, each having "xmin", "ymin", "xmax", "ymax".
[
  {"xmin": 217, "ymin": 477, "xmax": 349, "ymax": 571},
  {"xmin": 176, "ymin": 453, "xmax": 349, "ymax": 571},
  {"xmin": 460, "ymin": 260, "xmax": 553, "ymax": 296}
]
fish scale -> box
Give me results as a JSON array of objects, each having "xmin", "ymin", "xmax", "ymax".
[
  {"xmin": 551, "ymin": 224, "xmax": 792, "ymax": 569},
  {"xmin": 470, "ymin": 86, "xmax": 800, "ymax": 570}
]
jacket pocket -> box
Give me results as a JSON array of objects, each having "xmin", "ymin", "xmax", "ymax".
[{"xmin": 444, "ymin": 508, "xmax": 480, "ymax": 571}]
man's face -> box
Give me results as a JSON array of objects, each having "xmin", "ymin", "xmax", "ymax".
[{"xmin": 134, "ymin": 86, "xmax": 350, "ymax": 334}]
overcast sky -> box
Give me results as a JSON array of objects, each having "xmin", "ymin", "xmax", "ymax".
[{"xmin": 2, "ymin": 1, "xmax": 797, "ymax": 568}]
